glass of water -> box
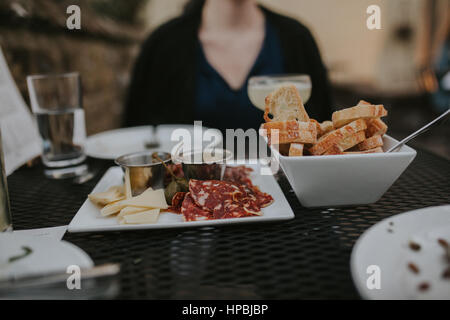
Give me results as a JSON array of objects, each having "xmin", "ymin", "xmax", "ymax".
[
  {"xmin": 27, "ymin": 72, "xmax": 87, "ymax": 178},
  {"xmin": 0, "ymin": 129, "xmax": 12, "ymax": 232}
]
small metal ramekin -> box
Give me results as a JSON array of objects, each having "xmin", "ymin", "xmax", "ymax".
[
  {"xmin": 173, "ymin": 149, "xmax": 233, "ymax": 181},
  {"xmin": 115, "ymin": 151, "xmax": 171, "ymax": 196}
]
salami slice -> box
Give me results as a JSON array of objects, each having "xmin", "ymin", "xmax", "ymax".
[
  {"xmin": 245, "ymin": 185, "xmax": 274, "ymax": 208},
  {"xmin": 235, "ymin": 185, "xmax": 271, "ymax": 209},
  {"xmin": 189, "ymin": 179, "xmax": 261, "ymax": 219},
  {"xmin": 180, "ymin": 193, "xmax": 213, "ymax": 221},
  {"xmin": 224, "ymin": 166, "xmax": 273, "ymax": 208},
  {"xmin": 223, "ymin": 166, "xmax": 254, "ymax": 186},
  {"xmin": 168, "ymin": 192, "xmax": 187, "ymax": 214}
]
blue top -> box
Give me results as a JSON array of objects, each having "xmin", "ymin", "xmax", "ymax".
[{"xmin": 194, "ymin": 20, "xmax": 284, "ymax": 132}]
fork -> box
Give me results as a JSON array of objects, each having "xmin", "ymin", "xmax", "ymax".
[
  {"xmin": 387, "ymin": 108, "xmax": 450, "ymax": 153},
  {"xmin": 145, "ymin": 126, "xmax": 160, "ymax": 149}
]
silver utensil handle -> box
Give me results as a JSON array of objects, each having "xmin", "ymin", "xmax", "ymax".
[{"xmin": 387, "ymin": 108, "xmax": 450, "ymax": 153}]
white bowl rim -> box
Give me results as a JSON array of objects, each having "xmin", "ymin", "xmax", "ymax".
[{"xmin": 271, "ymin": 135, "xmax": 416, "ymax": 160}]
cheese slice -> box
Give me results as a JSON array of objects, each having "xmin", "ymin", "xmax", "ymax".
[
  {"xmin": 100, "ymin": 200, "xmax": 127, "ymax": 216},
  {"xmin": 120, "ymin": 188, "xmax": 168, "ymax": 209},
  {"xmin": 88, "ymin": 185, "xmax": 124, "ymax": 207},
  {"xmin": 122, "ymin": 209, "xmax": 160, "ymax": 224},
  {"xmin": 118, "ymin": 206, "xmax": 148, "ymax": 217},
  {"xmin": 100, "ymin": 188, "xmax": 167, "ymax": 216}
]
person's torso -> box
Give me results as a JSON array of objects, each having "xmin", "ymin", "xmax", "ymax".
[{"xmin": 194, "ymin": 20, "xmax": 284, "ymax": 132}]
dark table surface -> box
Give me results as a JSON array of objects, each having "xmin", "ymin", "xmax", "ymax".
[{"xmin": 7, "ymin": 149, "xmax": 450, "ymax": 299}]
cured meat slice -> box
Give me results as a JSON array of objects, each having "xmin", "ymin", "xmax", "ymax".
[
  {"xmin": 239, "ymin": 184, "xmax": 273, "ymax": 208},
  {"xmin": 256, "ymin": 192, "xmax": 274, "ymax": 208},
  {"xmin": 168, "ymin": 192, "xmax": 187, "ymax": 214},
  {"xmin": 223, "ymin": 166, "xmax": 254, "ymax": 186},
  {"xmin": 224, "ymin": 166, "xmax": 273, "ymax": 208},
  {"xmin": 221, "ymin": 202, "xmax": 258, "ymax": 219},
  {"xmin": 180, "ymin": 193, "xmax": 213, "ymax": 221},
  {"xmin": 189, "ymin": 179, "xmax": 261, "ymax": 219},
  {"xmin": 169, "ymin": 166, "xmax": 274, "ymax": 221}
]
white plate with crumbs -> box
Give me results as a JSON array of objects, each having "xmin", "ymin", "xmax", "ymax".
[
  {"xmin": 351, "ymin": 205, "xmax": 450, "ymax": 300},
  {"xmin": 85, "ymin": 125, "xmax": 222, "ymax": 160},
  {"xmin": 0, "ymin": 233, "xmax": 92, "ymax": 282},
  {"xmin": 68, "ymin": 165, "xmax": 295, "ymax": 233}
]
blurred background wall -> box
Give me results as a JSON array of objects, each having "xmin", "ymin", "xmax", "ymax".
[
  {"xmin": 143, "ymin": 0, "xmax": 448, "ymax": 93},
  {"xmin": 0, "ymin": 0, "xmax": 145, "ymax": 134},
  {"xmin": 1, "ymin": 0, "xmax": 449, "ymax": 157}
]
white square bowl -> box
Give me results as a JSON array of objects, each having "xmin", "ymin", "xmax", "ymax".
[{"xmin": 273, "ymin": 135, "xmax": 417, "ymax": 207}]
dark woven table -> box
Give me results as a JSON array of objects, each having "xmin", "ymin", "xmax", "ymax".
[{"xmin": 7, "ymin": 149, "xmax": 450, "ymax": 299}]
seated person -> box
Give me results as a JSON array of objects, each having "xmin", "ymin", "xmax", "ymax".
[{"xmin": 124, "ymin": 0, "xmax": 332, "ymax": 132}]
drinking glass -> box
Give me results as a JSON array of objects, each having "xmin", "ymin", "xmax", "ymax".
[
  {"xmin": 0, "ymin": 129, "xmax": 12, "ymax": 232},
  {"xmin": 27, "ymin": 73, "xmax": 87, "ymax": 178},
  {"xmin": 247, "ymin": 74, "xmax": 312, "ymax": 110}
]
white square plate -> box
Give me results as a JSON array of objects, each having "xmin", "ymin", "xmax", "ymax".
[{"xmin": 68, "ymin": 165, "xmax": 294, "ymax": 233}]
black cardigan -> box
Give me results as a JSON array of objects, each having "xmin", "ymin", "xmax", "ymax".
[{"xmin": 124, "ymin": 7, "xmax": 332, "ymax": 127}]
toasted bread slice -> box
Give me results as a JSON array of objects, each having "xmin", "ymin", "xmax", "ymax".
[
  {"xmin": 357, "ymin": 100, "xmax": 372, "ymax": 106},
  {"xmin": 310, "ymin": 119, "xmax": 321, "ymax": 135},
  {"xmin": 262, "ymin": 120, "xmax": 316, "ymax": 132},
  {"xmin": 320, "ymin": 121, "xmax": 334, "ymax": 136},
  {"xmin": 354, "ymin": 135, "xmax": 384, "ymax": 151},
  {"xmin": 308, "ymin": 119, "xmax": 367, "ymax": 155},
  {"xmin": 262, "ymin": 120, "xmax": 317, "ymax": 145},
  {"xmin": 365, "ymin": 118, "xmax": 388, "ymax": 137},
  {"xmin": 337, "ymin": 131, "xmax": 366, "ymax": 151},
  {"xmin": 344, "ymin": 147, "xmax": 383, "ymax": 154},
  {"xmin": 267, "ymin": 128, "xmax": 317, "ymax": 145},
  {"xmin": 310, "ymin": 119, "xmax": 334, "ymax": 138},
  {"xmin": 288, "ymin": 143, "xmax": 304, "ymax": 156},
  {"xmin": 322, "ymin": 131, "xmax": 365, "ymax": 155},
  {"xmin": 264, "ymin": 85, "xmax": 309, "ymax": 122},
  {"xmin": 323, "ymin": 144, "xmax": 344, "ymax": 155},
  {"xmin": 278, "ymin": 143, "xmax": 291, "ymax": 156},
  {"xmin": 332, "ymin": 104, "xmax": 387, "ymax": 128}
]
